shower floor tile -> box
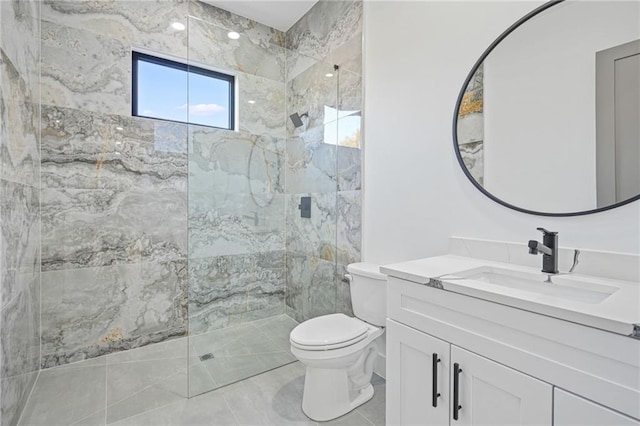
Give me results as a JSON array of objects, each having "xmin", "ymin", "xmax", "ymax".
[
  {"xmin": 188, "ymin": 314, "xmax": 298, "ymax": 395},
  {"xmin": 19, "ymin": 359, "xmax": 386, "ymax": 426},
  {"xmin": 20, "ymin": 314, "xmax": 353, "ymax": 425}
]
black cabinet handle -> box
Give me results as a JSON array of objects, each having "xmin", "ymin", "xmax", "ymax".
[
  {"xmin": 432, "ymin": 353, "xmax": 441, "ymax": 407},
  {"xmin": 453, "ymin": 363, "xmax": 462, "ymax": 420}
]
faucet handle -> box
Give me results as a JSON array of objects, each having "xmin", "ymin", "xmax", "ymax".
[{"xmin": 536, "ymin": 227, "xmax": 557, "ymax": 236}]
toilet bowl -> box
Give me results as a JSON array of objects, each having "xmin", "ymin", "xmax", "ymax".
[{"xmin": 289, "ymin": 263, "xmax": 387, "ymax": 422}]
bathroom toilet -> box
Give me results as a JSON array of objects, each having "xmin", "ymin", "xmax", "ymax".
[{"xmin": 289, "ymin": 263, "xmax": 387, "ymax": 422}]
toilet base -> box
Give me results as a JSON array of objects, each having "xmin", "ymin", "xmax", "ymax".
[
  {"xmin": 298, "ymin": 340, "xmax": 379, "ymax": 422},
  {"xmin": 301, "ymin": 370, "xmax": 375, "ymax": 422}
]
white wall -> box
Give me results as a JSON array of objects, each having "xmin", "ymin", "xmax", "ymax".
[
  {"xmin": 362, "ymin": 1, "xmax": 640, "ymax": 265},
  {"xmin": 483, "ymin": 1, "xmax": 639, "ymax": 213}
]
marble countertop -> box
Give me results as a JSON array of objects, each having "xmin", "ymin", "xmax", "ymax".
[{"xmin": 381, "ymin": 255, "xmax": 640, "ymax": 338}]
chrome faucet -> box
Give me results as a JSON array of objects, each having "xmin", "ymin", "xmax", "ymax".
[{"xmin": 528, "ymin": 227, "xmax": 558, "ymax": 274}]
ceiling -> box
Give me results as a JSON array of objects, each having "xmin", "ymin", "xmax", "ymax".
[{"xmin": 202, "ymin": 1, "xmax": 318, "ymax": 32}]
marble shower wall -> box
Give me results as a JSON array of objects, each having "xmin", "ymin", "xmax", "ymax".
[
  {"xmin": 186, "ymin": 2, "xmax": 287, "ymax": 336},
  {"xmin": 39, "ymin": 0, "xmax": 191, "ymax": 368},
  {"xmin": 284, "ymin": 0, "xmax": 363, "ymax": 322},
  {"xmin": 0, "ymin": 0, "xmax": 42, "ymax": 424}
]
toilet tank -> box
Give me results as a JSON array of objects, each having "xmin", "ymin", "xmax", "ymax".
[{"xmin": 347, "ymin": 263, "xmax": 387, "ymax": 326}]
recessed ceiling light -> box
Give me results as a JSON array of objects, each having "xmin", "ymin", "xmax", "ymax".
[
  {"xmin": 115, "ymin": 126, "xmax": 123, "ymax": 131},
  {"xmin": 171, "ymin": 22, "xmax": 185, "ymax": 31},
  {"xmin": 248, "ymin": 100, "xmax": 256, "ymax": 104},
  {"xmin": 227, "ymin": 31, "xmax": 240, "ymax": 40},
  {"xmin": 325, "ymin": 73, "xmax": 334, "ymax": 78}
]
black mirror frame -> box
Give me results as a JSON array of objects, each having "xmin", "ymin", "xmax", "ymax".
[{"xmin": 452, "ymin": 0, "xmax": 640, "ymax": 217}]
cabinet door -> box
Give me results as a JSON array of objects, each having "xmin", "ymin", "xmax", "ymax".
[
  {"xmin": 555, "ymin": 388, "xmax": 640, "ymax": 426},
  {"xmin": 451, "ymin": 345, "xmax": 552, "ymax": 426},
  {"xmin": 386, "ymin": 319, "xmax": 450, "ymax": 426}
]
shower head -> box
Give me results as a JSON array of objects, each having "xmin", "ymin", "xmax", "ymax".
[{"xmin": 289, "ymin": 112, "xmax": 308, "ymax": 128}]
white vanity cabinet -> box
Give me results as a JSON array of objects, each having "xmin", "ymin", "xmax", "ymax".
[
  {"xmin": 387, "ymin": 319, "xmax": 552, "ymax": 426},
  {"xmin": 385, "ymin": 274, "xmax": 640, "ymax": 425},
  {"xmin": 554, "ymin": 389, "xmax": 640, "ymax": 426}
]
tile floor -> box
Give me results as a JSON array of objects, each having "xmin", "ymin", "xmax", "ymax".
[
  {"xmin": 18, "ymin": 314, "xmax": 385, "ymax": 425},
  {"xmin": 189, "ymin": 315, "xmax": 299, "ymax": 396}
]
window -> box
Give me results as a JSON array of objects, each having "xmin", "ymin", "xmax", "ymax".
[{"xmin": 132, "ymin": 51, "xmax": 235, "ymax": 130}]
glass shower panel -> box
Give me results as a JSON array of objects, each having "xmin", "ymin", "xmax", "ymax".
[
  {"xmin": 283, "ymin": 58, "xmax": 340, "ymax": 323},
  {"xmin": 186, "ymin": 5, "xmax": 294, "ymax": 397}
]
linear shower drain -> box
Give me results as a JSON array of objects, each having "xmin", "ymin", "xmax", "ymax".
[{"xmin": 199, "ymin": 353, "xmax": 215, "ymax": 361}]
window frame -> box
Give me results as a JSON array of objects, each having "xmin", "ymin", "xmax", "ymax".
[{"xmin": 132, "ymin": 51, "xmax": 236, "ymax": 130}]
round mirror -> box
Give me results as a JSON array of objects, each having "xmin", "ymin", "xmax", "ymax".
[{"xmin": 453, "ymin": 0, "xmax": 640, "ymax": 216}]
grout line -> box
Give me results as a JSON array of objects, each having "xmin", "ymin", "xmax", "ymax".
[
  {"xmin": 105, "ymin": 368, "xmax": 186, "ymax": 410},
  {"xmin": 15, "ymin": 369, "xmax": 42, "ymax": 426},
  {"xmin": 67, "ymin": 407, "xmax": 105, "ymax": 426},
  {"xmin": 220, "ymin": 390, "xmax": 242, "ymax": 426},
  {"xmin": 104, "ymin": 356, "xmax": 108, "ymax": 425}
]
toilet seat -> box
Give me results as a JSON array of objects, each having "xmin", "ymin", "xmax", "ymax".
[{"xmin": 290, "ymin": 314, "xmax": 369, "ymax": 351}]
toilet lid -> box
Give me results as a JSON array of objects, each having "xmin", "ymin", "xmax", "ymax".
[{"xmin": 290, "ymin": 314, "xmax": 368, "ymax": 348}]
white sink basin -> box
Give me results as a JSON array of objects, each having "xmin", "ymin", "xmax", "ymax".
[{"xmin": 444, "ymin": 266, "xmax": 619, "ymax": 304}]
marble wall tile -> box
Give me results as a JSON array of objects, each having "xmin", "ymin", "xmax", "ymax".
[
  {"xmin": 0, "ymin": 370, "xmax": 38, "ymax": 426},
  {"xmin": 286, "ymin": 0, "xmax": 361, "ymax": 65},
  {"xmin": 329, "ymin": 30, "xmax": 362, "ymax": 77},
  {"xmin": 41, "ymin": 106, "xmax": 187, "ymax": 190},
  {"xmin": 1, "ymin": 276, "xmax": 40, "ymax": 380},
  {"xmin": 0, "ymin": 0, "xmax": 40, "ymax": 102},
  {"xmin": 336, "ymin": 263, "xmax": 354, "ymax": 317},
  {"xmin": 188, "ymin": 126, "xmax": 284, "ymax": 258},
  {"xmin": 41, "ymin": 106, "xmax": 187, "ymax": 271},
  {"xmin": 337, "ymin": 145, "xmax": 361, "ymax": 191},
  {"xmin": 40, "ymin": 260, "xmax": 188, "ymax": 368},
  {"xmin": 337, "ymin": 190, "xmax": 361, "ymax": 266},
  {"xmin": 40, "ymin": 20, "xmax": 130, "ymax": 116},
  {"xmin": 285, "ymin": 50, "xmax": 319, "ymax": 84},
  {"xmin": 287, "ymin": 59, "xmax": 339, "ymax": 134},
  {"xmin": 238, "ymin": 73, "xmax": 286, "ymax": 139},
  {"xmin": 188, "ymin": 16, "xmax": 285, "ymax": 83},
  {"xmin": 0, "ymin": 50, "xmax": 40, "ymax": 187},
  {"xmin": 41, "ymin": 0, "xmax": 188, "ymax": 56},
  {"xmin": 0, "ymin": 180, "xmax": 40, "ymax": 309},
  {"xmin": 189, "ymin": 191, "xmax": 285, "ymax": 259},
  {"xmin": 338, "ymin": 68, "xmax": 362, "ymax": 114},
  {"xmin": 188, "ymin": 251, "xmax": 285, "ymax": 335},
  {"xmin": 286, "ymin": 127, "xmax": 337, "ymax": 194},
  {"xmin": 285, "ymin": 192, "xmax": 336, "ymax": 261},
  {"xmin": 189, "ymin": 0, "xmax": 285, "ymax": 48},
  {"xmin": 285, "ymin": 253, "xmax": 336, "ymax": 321}
]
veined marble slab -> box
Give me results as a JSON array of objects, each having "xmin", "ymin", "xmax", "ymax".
[
  {"xmin": 189, "ymin": 0, "xmax": 285, "ymax": 48},
  {"xmin": 189, "ymin": 191, "xmax": 285, "ymax": 259},
  {"xmin": 41, "ymin": 0, "xmax": 188, "ymax": 55},
  {"xmin": 0, "ymin": 370, "xmax": 38, "ymax": 426},
  {"xmin": 0, "ymin": 50, "xmax": 40, "ymax": 187},
  {"xmin": 41, "ymin": 260, "xmax": 188, "ymax": 368},
  {"xmin": 41, "ymin": 106, "xmax": 187, "ymax": 271},
  {"xmin": 188, "ymin": 251, "xmax": 285, "ymax": 335},
  {"xmin": 286, "ymin": 127, "xmax": 337, "ymax": 194},
  {"xmin": 286, "ymin": 0, "xmax": 361, "ymax": 65},
  {"xmin": 285, "ymin": 252, "xmax": 336, "ymax": 322},
  {"xmin": 287, "ymin": 59, "xmax": 339, "ymax": 133},
  {"xmin": 337, "ymin": 190, "xmax": 361, "ymax": 266},
  {"xmin": 285, "ymin": 192, "xmax": 336, "ymax": 260},
  {"xmin": 0, "ymin": 180, "xmax": 40, "ymax": 309},
  {"xmin": 1, "ymin": 275, "xmax": 40, "ymax": 380},
  {"xmin": 188, "ymin": 16, "xmax": 285, "ymax": 83},
  {"xmin": 237, "ymin": 73, "xmax": 286, "ymax": 139},
  {"xmin": 0, "ymin": 0, "xmax": 40, "ymax": 103},
  {"xmin": 338, "ymin": 144, "xmax": 361, "ymax": 191}
]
